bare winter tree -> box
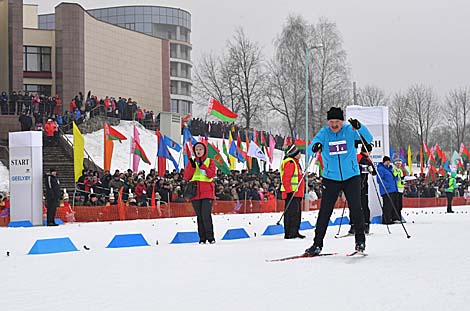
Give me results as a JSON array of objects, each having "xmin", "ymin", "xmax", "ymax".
[
  {"xmin": 193, "ymin": 52, "xmax": 240, "ymax": 115},
  {"xmin": 446, "ymin": 87, "xmax": 470, "ymax": 149},
  {"xmin": 226, "ymin": 28, "xmax": 265, "ymax": 129},
  {"xmin": 357, "ymin": 85, "xmax": 388, "ymax": 107},
  {"xmin": 310, "ymin": 18, "xmax": 351, "ymax": 134},
  {"xmin": 265, "ymin": 15, "xmax": 309, "ymax": 138},
  {"xmin": 389, "ymin": 92, "xmax": 411, "ymax": 148},
  {"xmin": 404, "ymin": 84, "xmax": 441, "ymax": 147}
]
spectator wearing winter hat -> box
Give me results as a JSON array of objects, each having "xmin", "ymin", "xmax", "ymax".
[
  {"xmin": 280, "ymin": 144, "xmax": 305, "ymax": 239},
  {"xmin": 184, "ymin": 142, "xmax": 217, "ymax": 244},
  {"xmin": 305, "ymin": 107, "xmax": 373, "ymax": 256},
  {"xmin": 376, "ymin": 156, "xmax": 398, "ymax": 225}
]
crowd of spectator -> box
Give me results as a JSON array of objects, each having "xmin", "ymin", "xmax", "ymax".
[
  {"xmin": 404, "ymin": 173, "xmax": 470, "ymax": 199},
  {"xmin": 74, "ymin": 168, "xmax": 324, "ymax": 207}
]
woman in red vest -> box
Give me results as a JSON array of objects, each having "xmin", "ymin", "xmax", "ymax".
[{"xmin": 184, "ymin": 142, "xmax": 216, "ymax": 244}]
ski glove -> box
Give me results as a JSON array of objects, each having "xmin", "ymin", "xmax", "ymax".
[
  {"xmin": 348, "ymin": 118, "xmax": 361, "ymax": 129},
  {"xmin": 312, "ymin": 143, "xmax": 322, "ymax": 153},
  {"xmin": 189, "ymin": 158, "xmax": 197, "ymax": 168}
]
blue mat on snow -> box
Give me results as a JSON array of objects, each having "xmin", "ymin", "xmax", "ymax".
[
  {"xmin": 28, "ymin": 237, "xmax": 78, "ymax": 255},
  {"xmin": 106, "ymin": 233, "xmax": 150, "ymax": 248},
  {"xmin": 332, "ymin": 216, "xmax": 350, "ymax": 226},
  {"xmin": 299, "ymin": 221, "xmax": 314, "ymax": 230},
  {"xmin": 42, "ymin": 218, "xmax": 64, "ymax": 226},
  {"xmin": 8, "ymin": 220, "xmax": 33, "ymax": 228},
  {"xmin": 171, "ymin": 231, "xmax": 200, "ymax": 244},
  {"xmin": 371, "ymin": 216, "xmax": 382, "ymax": 224},
  {"xmin": 262, "ymin": 224, "xmax": 284, "ymax": 236},
  {"xmin": 222, "ymin": 228, "xmax": 250, "ymax": 240}
]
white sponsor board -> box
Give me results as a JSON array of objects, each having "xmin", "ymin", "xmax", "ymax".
[
  {"xmin": 9, "ymin": 131, "xmax": 43, "ymax": 225},
  {"xmin": 346, "ymin": 106, "xmax": 389, "ymax": 219}
]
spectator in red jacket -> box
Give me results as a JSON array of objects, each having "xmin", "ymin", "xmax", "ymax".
[
  {"xmin": 280, "ymin": 144, "xmax": 305, "ymax": 239},
  {"xmin": 44, "ymin": 118, "xmax": 56, "ymax": 146},
  {"xmin": 184, "ymin": 142, "xmax": 216, "ymax": 244},
  {"xmin": 134, "ymin": 178, "xmax": 148, "ymax": 206}
]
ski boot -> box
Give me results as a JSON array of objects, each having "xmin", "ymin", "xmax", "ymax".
[{"xmin": 304, "ymin": 245, "xmax": 322, "ymax": 257}]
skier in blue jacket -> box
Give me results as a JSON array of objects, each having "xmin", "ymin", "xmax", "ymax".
[
  {"xmin": 376, "ymin": 156, "xmax": 398, "ymax": 224},
  {"xmin": 305, "ymin": 107, "xmax": 373, "ymax": 256}
]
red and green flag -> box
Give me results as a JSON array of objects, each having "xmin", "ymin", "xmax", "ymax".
[
  {"xmin": 208, "ymin": 143, "xmax": 230, "ymax": 175},
  {"xmin": 133, "ymin": 139, "xmax": 151, "ymax": 164},
  {"xmin": 207, "ymin": 97, "xmax": 238, "ymax": 122},
  {"xmin": 105, "ymin": 124, "xmax": 127, "ymax": 142},
  {"xmin": 457, "ymin": 159, "xmax": 465, "ymax": 174},
  {"xmin": 460, "ymin": 143, "xmax": 470, "ymax": 162}
]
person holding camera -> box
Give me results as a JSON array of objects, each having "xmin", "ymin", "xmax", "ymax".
[
  {"xmin": 183, "ymin": 142, "xmax": 216, "ymax": 244},
  {"xmin": 304, "ymin": 107, "xmax": 373, "ymax": 256}
]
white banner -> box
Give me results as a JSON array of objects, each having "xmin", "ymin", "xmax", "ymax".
[
  {"xmin": 9, "ymin": 131, "xmax": 43, "ymax": 226},
  {"xmin": 247, "ymin": 141, "xmax": 268, "ymax": 162},
  {"xmin": 346, "ymin": 106, "xmax": 389, "ymax": 219}
]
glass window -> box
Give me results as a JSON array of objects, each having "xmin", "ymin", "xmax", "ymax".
[
  {"xmin": 170, "ymin": 62, "xmax": 177, "ymax": 76},
  {"xmin": 125, "ymin": 23, "xmax": 135, "ymax": 30},
  {"xmin": 135, "ymin": 6, "xmax": 144, "ymax": 14},
  {"xmin": 135, "ymin": 23, "xmax": 144, "ymax": 32},
  {"xmin": 143, "ymin": 23, "xmax": 152, "ymax": 33},
  {"xmin": 23, "ymin": 46, "xmax": 51, "ymax": 72},
  {"xmin": 152, "ymin": 15, "xmax": 160, "ymax": 23},
  {"xmin": 117, "ymin": 7, "xmax": 125, "ymax": 15},
  {"xmin": 24, "ymin": 85, "xmax": 52, "ymax": 96},
  {"xmin": 125, "ymin": 7, "xmax": 135, "ymax": 15},
  {"xmin": 117, "ymin": 15, "xmax": 126, "ymax": 24},
  {"xmin": 171, "ymin": 99, "xmax": 178, "ymax": 113},
  {"xmin": 170, "ymin": 44, "xmax": 177, "ymax": 58},
  {"xmin": 152, "ymin": 7, "xmax": 159, "ymax": 15},
  {"xmin": 108, "ymin": 16, "xmax": 117, "ymax": 24},
  {"xmin": 143, "ymin": 7, "xmax": 152, "ymax": 15},
  {"xmin": 135, "ymin": 14, "xmax": 144, "ymax": 22},
  {"xmin": 108, "ymin": 8, "xmax": 117, "ymax": 16},
  {"xmin": 160, "ymin": 16, "xmax": 167, "ymax": 24},
  {"xmin": 100, "ymin": 9, "xmax": 108, "ymax": 18},
  {"xmin": 101, "ymin": 16, "xmax": 109, "ymax": 22},
  {"xmin": 170, "ymin": 81, "xmax": 178, "ymax": 94},
  {"xmin": 47, "ymin": 15, "xmax": 54, "ymax": 22},
  {"xmin": 125, "ymin": 14, "xmax": 134, "ymax": 23},
  {"xmin": 144, "ymin": 14, "xmax": 151, "ymax": 22},
  {"xmin": 160, "ymin": 8, "xmax": 167, "ymax": 16}
]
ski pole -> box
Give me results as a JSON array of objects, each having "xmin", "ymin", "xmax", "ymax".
[
  {"xmin": 356, "ymin": 133, "xmax": 411, "ymax": 239},
  {"xmin": 276, "ymin": 156, "xmax": 316, "ymax": 225},
  {"xmin": 334, "ymin": 194, "xmax": 348, "ymax": 238}
]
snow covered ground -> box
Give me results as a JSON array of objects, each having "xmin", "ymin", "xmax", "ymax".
[
  {"xmin": 1, "ymin": 206, "xmax": 470, "ymax": 311},
  {"xmin": 67, "ymin": 121, "xmax": 286, "ymax": 173},
  {"xmin": 0, "ymin": 161, "xmax": 9, "ymax": 193}
]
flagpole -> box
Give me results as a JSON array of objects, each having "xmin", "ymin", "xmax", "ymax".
[{"xmin": 129, "ymin": 119, "xmax": 134, "ymax": 171}]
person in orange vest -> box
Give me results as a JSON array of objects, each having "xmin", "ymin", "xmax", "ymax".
[
  {"xmin": 183, "ymin": 142, "xmax": 217, "ymax": 244},
  {"xmin": 280, "ymin": 144, "xmax": 306, "ymax": 239}
]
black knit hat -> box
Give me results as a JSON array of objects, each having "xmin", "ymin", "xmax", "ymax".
[
  {"xmin": 327, "ymin": 107, "xmax": 344, "ymax": 121},
  {"xmin": 286, "ymin": 144, "xmax": 300, "ymax": 158},
  {"xmin": 382, "ymin": 156, "xmax": 391, "ymax": 163}
]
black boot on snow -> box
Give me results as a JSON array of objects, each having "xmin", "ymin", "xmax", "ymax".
[
  {"xmin": 355, "ymin": 242, "xmax": 366, "ymax": 252},
  {"xmin": 365, "ymin": 223, "xmax": 370, "ymax": 235},
  {"xmin": 304, "ymin": 245, "xmax": 322, "ymax": 257}
]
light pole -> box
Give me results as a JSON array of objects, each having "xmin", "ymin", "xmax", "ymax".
[{"xmin": 305, "ymin": 45, "xmax": 322, "ymax": 199}]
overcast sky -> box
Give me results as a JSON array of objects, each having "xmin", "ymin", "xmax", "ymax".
[{"xmin": 31, "ymin": 0, "xmax": 470, "ymax": 99}]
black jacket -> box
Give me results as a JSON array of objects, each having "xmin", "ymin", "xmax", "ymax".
[{"xmin": 45, "ymin": 174, "xmax": 61, "ymax": 202}]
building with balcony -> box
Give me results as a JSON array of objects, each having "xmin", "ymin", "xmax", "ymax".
[
  {"xmin": 1, "ymin": 1, "xmax": 193, "ymax": 115},
  {"xmin": 38, "ymin": 4, "xmax": 193, "ymax": 115}
]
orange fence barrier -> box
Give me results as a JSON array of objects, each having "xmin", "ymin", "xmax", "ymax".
[{"xmin": 1, "ymin": 197, "xmax": 469, "ymax": 226}]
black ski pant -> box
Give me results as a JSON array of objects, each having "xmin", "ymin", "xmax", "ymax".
[
  {"xmin": 283, "ymin": 196, "xmax": 301, "ymax": 238},
  {"xmin": 393, "ymin": 192, "xmax": 403, "ymax": 221},
  {"xmin": 192, "ymin": 198, "xmax": 214, "ymax": 242},
  {"xmin": 46, "ymin": 199, "xmax": 58, "ymax": 224},
  {"xmin": 381, "ymin": 192, "xmax": 396, "ymax": 224},
  {"xmin": 446, "ymin": 192, "xmax": 454, "ymax": 212},
  {"xmin": 313, "ymin": 176, "xmax": 365, "ymax": 248}
]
